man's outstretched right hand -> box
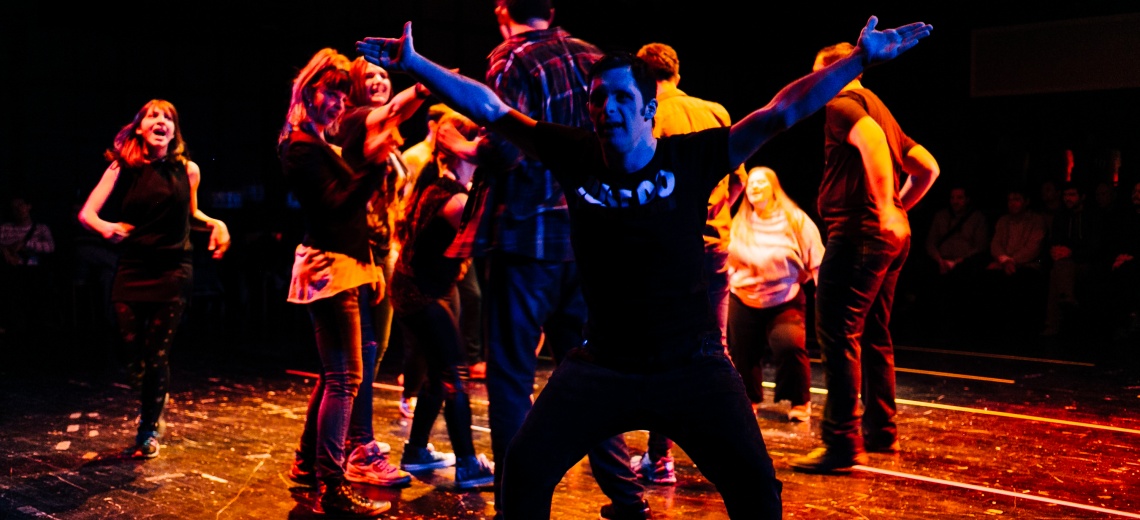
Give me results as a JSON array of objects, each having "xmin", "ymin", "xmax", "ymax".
[{"xmin": 357, "ymin": 21, "xmax": 417, "ymax": 72}]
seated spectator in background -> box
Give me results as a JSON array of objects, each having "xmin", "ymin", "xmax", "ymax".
[
  {"xmin": 1, "ymin": 196, "xmax": 57, "ymax": 339},
  {"xmin": 1091, "ymin": 179, "xmax": 1118, "ymax": 217},
  {"xmin": 1, "ymin": 196, "xmax": 55, "ymax": 268},
  {"xmin": 925, "ymin": 185, "xmax": 988, "ymax": 275},
  {"xmin": 981, "ymin": 188, "xmax": 1048, "ymax": 343},
  {"xmin": 988, "ymin": 189, "xmax": 1047, "ymax": 275},
  {"xmin": 1042, "ymin": 181, "xmax": 1108, "ymax": 347},
  {"xmin": 922, "ymin": 185, "xmax": 988, "ymax": 338},
  {"xmin": 1106, "ymin": 179, "xmax": 1140, "ymax": 350},
  {"xmin": 1037, "ymin": 178, "xmax": 1063, "ymax": 229}
]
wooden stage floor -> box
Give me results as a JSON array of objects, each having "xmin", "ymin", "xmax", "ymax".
[{"xmin": 1, "ymin": 338, "xmax": 1138, "ymax": 519}]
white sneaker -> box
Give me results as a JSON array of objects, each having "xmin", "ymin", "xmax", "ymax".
[
  {"xmin": 399, "ymin": 397, "xmax": 416, "ymax": 418},
  {"xmin": 787, "ymin": 402, "xmax": 812, "ymax": 422}
]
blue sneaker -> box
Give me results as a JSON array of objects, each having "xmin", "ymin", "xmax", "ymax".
[
  {"xmin": 123, "ymin": 431, "xmax": 160, "ymax": 459},
  {"xmin": 400, "ymin": 443, "xmax": 456, "ymax": 471},
  {"xmin": 454, "ymin": 454, "xmax": 494, "ymax": 489}
]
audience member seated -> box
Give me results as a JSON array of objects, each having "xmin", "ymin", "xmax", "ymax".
[
  {"xmin": 0, "ymin": 196, "xmax": 57, "ymax": 342},
  {"xmin": 1041, "ymin": 181, "xmax": 1109, "ymax": 350},
  {"xmin": 979, "ymin": 188, "xmax": 1048, "ymax": 345},
  {"xmin": 922, "ymin": 185, "xmax": 989, "ymax": 340},
  {"xmin": 1105, "ymin": 179, "xmax": 1140, "ymax": 354},
  {"xmin": 1037, "ymin": 178, "xmax": 1063, "ymax": 230}
]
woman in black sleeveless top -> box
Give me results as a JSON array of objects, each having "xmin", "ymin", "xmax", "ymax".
[{"xmin": 78, "ymin": 99, "xmax": 230, "ymax": 459}]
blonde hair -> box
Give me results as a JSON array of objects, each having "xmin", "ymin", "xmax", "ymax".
[
  {"xmin": 279, "ymin": 48, "xmax": 352, "ymax": 144},
  {"xmin": 729, "ymin": 167, "xmax": 807, "ymax": 253}
]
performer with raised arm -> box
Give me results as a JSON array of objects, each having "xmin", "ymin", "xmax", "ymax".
[
  {"xmin": 790, "ymin": 41, "xmax": 940, "ymax": 475},
  {"xmin": 358, "ymin": 16, "xmax": 931, "ymax": 518}
]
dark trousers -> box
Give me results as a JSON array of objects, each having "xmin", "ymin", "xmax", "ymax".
[
  {"xmin": 397, "ymin": 296, "xmax": 476, "ymax": 458},
  {"xmin": 647, "ymin": 248, "xmax": 729, "ymax": 461},
  {"xmin": 297, "ymin": 289, "xmax": 363, "ymax": 483},
  {"xmin": 298, "ymin": 281, "xmax": 393, "ymax": 464},
  {"xmin": 727, "ymin": 291, "xmax": 811, "ymax": 406},
  {"xmin": 457, "ymin": 258, "xmax": 485, "ymax": 365},
  {"xmin": 352, "ymin": 255, "xmax": 395, "ymax": 449},
  {"xmin": 484, "ymin": 253, "xmax": 641, "ymax": 510},
  {"xmin": 113, "ymin": 299, "xmax": 185, "ymax": 439},
  {"xmin": 501, "ymin": 348, "xmax": 782, "ymax": 519},
  {"xmin": 816, "ymin": 232, "xmax": 909, "ymax": 453}
]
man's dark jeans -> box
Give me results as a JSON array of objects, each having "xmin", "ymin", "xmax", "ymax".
[
  {"xmin": 816, "ymin": 231, "xmax": 910, "ymax": 453},
  {"xmin": 500, "ymin": 347, "xmax": 782, "ymax": 519},
  {"xmin": 483, "ymin": 253, "xmax": 642, "ymax": 511}
]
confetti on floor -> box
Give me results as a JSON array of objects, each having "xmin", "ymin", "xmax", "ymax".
[
  {"xmin": 145, "ymin": 473, "xmax": 185, "ymax": 483},
  {"xmin": 200, "ymin": 473, "xmax": 229, "ymax": 484}
]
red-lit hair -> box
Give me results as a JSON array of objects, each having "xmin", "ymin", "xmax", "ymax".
[{"xmin": 104, "ymin": 99, "xmax": 187, "ymax": 168}]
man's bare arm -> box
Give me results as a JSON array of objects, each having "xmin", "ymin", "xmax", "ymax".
[
  {"xmin": 357, "ymin": 22, "xmax": 539, "ymax": 156},
  {"xmin": 899, "ymin": 145, "xmax": 939, "ymax": 211},
  {"xmin": 727, "ymin": 16, "xmax": 932, "ymax": 167}
]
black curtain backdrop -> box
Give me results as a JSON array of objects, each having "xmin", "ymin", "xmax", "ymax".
[{"xmin": 2, "ymin": 0, "xmax": 1138, "ymax": 289}]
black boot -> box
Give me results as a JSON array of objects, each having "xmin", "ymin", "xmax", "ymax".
[{"xmin": 317, "ymin": 479, "xmax": 390, "ymax": 517}]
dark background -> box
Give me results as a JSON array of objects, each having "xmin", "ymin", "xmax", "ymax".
[{"xmin": 2, "ymin": 0, "xmax": 1138, "ymax": 360}]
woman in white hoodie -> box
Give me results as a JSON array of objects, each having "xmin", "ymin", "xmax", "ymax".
[{"xmin": 726, "ymin": 166, "xmax": 824, "ymax": 422}]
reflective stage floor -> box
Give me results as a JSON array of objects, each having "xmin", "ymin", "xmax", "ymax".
[{"xmin": 2, "ymin": 338, "xmax": 1138, "ymax": 519}]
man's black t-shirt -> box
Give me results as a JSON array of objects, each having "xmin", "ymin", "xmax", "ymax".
[
  {"xmin": 818, "ymin": 88, "xmax": 917, "ymax": 235},
  {"xmin": 530, "ymin": 122, "xmax": 730, "ymax": 370}
]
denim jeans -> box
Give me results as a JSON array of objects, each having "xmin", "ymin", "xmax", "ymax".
[
  {"xmin": 500, "ymin": 346, "xmax": 782, "ymax": 519},
  {"xmin": 350, "ymin": 251, "xmax": 395, "ymax": 448},
  {"xmin": 396, "ymin": 295, "xmax": 475, "ymax": 457},
  {"xmin": 457, "ymin": 258, "xmax": 485, "ymax": 365},
  {"xmin": 484, "ymin": 252, "xmax": 642, "ymax": 511},
  {"xmin": 816, "ymin": 232, "xmax": 909, "ymax": 453},
  {"xmin": 297, "ymin": 288, "xmax": 364, "ymax": 483},
  {"xmin": 727, "ymin": 291, "xmax": 811, "ymax": 406}
]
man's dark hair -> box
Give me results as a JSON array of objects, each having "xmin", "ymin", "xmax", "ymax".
[
  {"xmin": 1060, "ymin": 180, "xmax": 1086, "ymax": 195},
  {"xmin": 587, "ymin": 52, "xmax": 657, "ymax": 107},
  {"xmin": 1007, "ymin": 186, "xmax": 1031, "ymax": 200},
  {"xmin": 498, "ymin": 0, "xmax": 553, "ymax": 24}
]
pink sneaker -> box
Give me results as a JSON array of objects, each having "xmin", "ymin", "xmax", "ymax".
[{"xmin": 345, "ymin": 441, "xmax": 412, "ymax": 487}]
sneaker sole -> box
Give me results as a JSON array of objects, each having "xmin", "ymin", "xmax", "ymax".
[
  {"xmin": 455, "ymin": 475, "xmax": 494, "ymax": 489},
  {"xmin": 790, "ymin": 464, "xmax": 857, "ymax": 475},
  {"xmin": 401, "ymin": 461, "xmax": 455, "ymax": 471},
  {"xmin": 287, "ymin": 474, "xmax": 318, "ymax": 488},
  {"xmin": 311, "ymin": 502, "xmax": 391, "ymax": 516},
  {"xmin": 789, "ymin": 455, "xmax": 868, "ymax": 475},
  {"xmin": 345, "ymin": 472, "xmax": 413, "ymax": 488}
]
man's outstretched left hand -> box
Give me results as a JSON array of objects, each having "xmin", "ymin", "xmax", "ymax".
[{"xmin": 857, "ymin": 15, "xmax": 933, "ymax": 66}]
